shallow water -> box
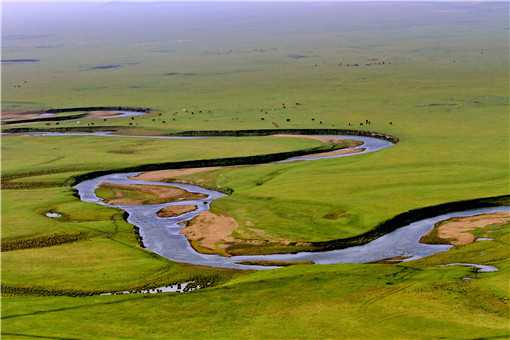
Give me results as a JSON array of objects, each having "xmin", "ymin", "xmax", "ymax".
[
  {"xmin": 45, "ymin": 211, "xmax": 62, "ymax": 218},
  {"xmin": 100, "ymin": 282, "xmax": 193, "ymax": 295},
  {"xmin": 476, "ymin": 237, "xmax": 494, "ymax": 242},
  {"xmin": 282, "ymin": 135, "xmax": 393, "ymax": 161},
  {"xmin": 110, "ymin": 110, "xmax": 146, "ymax": 118},
  {"xmin": 446, "ymin": 263, "xmax": 498, "ymax": 273},
  {"xmin": 4, "ymin": 110, "xmax": 147, "ymax": 124}
]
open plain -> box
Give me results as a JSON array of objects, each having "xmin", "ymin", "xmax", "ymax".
[{"xmin": 1, "ymin": 2, "xmax": 509, "ymax": 339}]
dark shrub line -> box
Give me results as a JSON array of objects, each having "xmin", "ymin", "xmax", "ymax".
[
  {"xmin": 1, "ymin": 165, "xmax": 100, "ymax": 189},
  {"xmin": 69, "ymin": 143, "xmax": 351, "ymax": 186},
  {"xmin": 1, "ymin": 232, "xmax": 88, "ymax": 252},
  {"xmin": 1, "ymin": 285, "xmax": 97, "ymax": 297},
  {"xmin": 3, "ymin": 127, "xmax": 397, "ymax": 144},
  {"xmin": 2, "ymin": 126, "xmax": 121, "ymax": 133},
  {"xmin": 1, "ymin": 181, "xmax": 64, "ymax": 190},
  {"xmin": 171, "ymin": 128, "xmax": 399, "ymax": 143},
  {"xmin": 132, "ymin": 225, "xmax": 145, "ymax": 248},
  {"xmin": 69, "ymin": 128, "xmax": 398, "ymax": 186},
  {"xmin": 3, "ymin": 113, "xmax": 89, "ymax": 125},
  {"xmin": 44, "ymin": 106, "xmax": 150, "ymax": 114},
  {"xmin": 309, "ymin": 194, "xmax": 510, "ymax": 252},
  {"xmin": 2, "ymin": 167, "xmax": 79, "ymax": 181},
  {"xmin": 1, "ymin": 59, "xmax": 40, "ymax": 63}
]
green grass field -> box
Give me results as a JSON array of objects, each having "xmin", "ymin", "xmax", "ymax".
[
  {"xmin": 3, "ymin": 222, "xmax": 509, "ymax": 338},
  {"xmin": 1, "ymin": 2, "xmax": 509, "ymax": 339}
]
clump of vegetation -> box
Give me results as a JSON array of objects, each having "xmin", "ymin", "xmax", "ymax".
[
  {"xmin": 133, "ymin": 226, "xmax": 145, "ymax": 248},
  {"xmin": 1, "ymin": 284, "xmax": 97, "ymax": 297},
  {"xmin": 2, "ymin": 232, "xmax": 88, "ymax": 252}
]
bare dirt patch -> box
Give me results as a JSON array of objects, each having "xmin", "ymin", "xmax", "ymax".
[
  {"xmin": 96, "ymin": 182, "xmax": 207, "ymax": 205},
  {"xmin": 182, "ymin": 212, "xmax": 313, "ymax": 256},
  {"xmin": 421, "ymin": 212, "xmax": 510, "ymax": 245},
  {"xmin": 182, "ymin": 211, "xmax": 238, "ymax": 255},
  {"xmin": 1, "ymin": 110, "xmax": 44, "ymax": 122},
  {"xmin": 88, "ymin": 111, "xmax": 123, "ymax": 119},
  {"xmin": 131, "ymin": 167, "xmax": 220, "ymax": 182},
  {"xmin": 157, "ymin": 205, "xmax": 197, "ymax": 218},
  {"xmin": 274, "ymin": 134, "xmax": 364, "ymax": 157}
]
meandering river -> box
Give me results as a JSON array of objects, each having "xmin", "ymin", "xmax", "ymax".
[{"xmin": 71, "ymin": 133, "xmax": 509, "ymax": 269}]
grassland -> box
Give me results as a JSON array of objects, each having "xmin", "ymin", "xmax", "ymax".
[
  {"xmin": 3, "ymin": 220, "xmax": 509, "ymax": 338},
  {"xmin": 1, "ymin": 2, "xmax": 509, "ymax": 338}
]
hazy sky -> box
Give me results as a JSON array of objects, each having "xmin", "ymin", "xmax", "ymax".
[{"xmin": 1, "ymin": 0, "xmax": 494, "ymax": 2}]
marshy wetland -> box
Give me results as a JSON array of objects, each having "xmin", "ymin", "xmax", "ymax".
[{"xmin": 2, "ymin": 2, "xmax": 509, "ymax": 339}]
